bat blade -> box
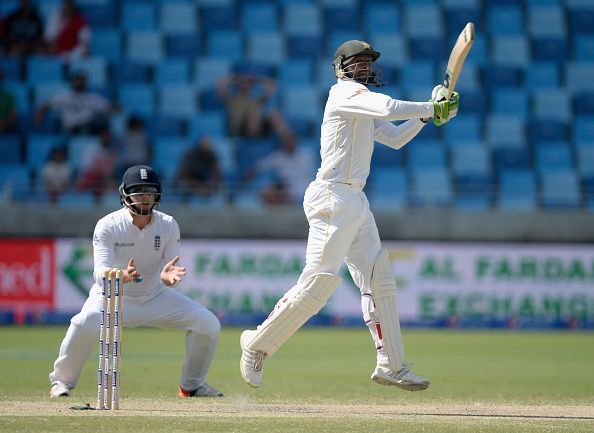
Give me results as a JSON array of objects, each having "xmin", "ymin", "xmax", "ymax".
[{"xmin": 442, "ymin": 22, "xmax": 475, "ymax": 99}]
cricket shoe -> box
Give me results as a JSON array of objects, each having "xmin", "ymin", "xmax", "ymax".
[
  {"xmin": 240, "ymin": 330, "xmax": 267, "ymax": 388},
  {"xmin": 49, "ymin": 381, "xmax": 71, "ymax": 398},
  {"xmin": 371, "ymin": 365, "xmax": 430, "ymax": 391},
  {"xmin": 178, "ymin": 383, "xmax": 223, "ymax": 397}
]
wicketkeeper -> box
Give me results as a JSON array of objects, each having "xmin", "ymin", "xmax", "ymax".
[
  {"xmin": 50, "ymin": 165, "xmax": 223, "ymax": 398},
  {"xmin": 240, "ymin": 40, "xmax": 459, "ymax": 390}
]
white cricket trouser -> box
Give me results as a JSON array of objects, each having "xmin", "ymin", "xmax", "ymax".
[
  {"xmin": 49, "ymin": 288, "xmax": 220, "ymax": 391},
  {"xmin": 299, "ymin": 179, "xmax": 392, "ymax": 365},
  {"xmin": 300, "ymin": 179, "xmax": 381, "ymax": 286}
]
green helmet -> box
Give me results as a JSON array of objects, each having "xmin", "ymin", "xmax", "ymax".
[{"xmin": 332, "ymin": 40, "xmax": 382, "ymax": 86}]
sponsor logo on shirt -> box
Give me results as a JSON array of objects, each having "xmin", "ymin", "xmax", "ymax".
[{"xmin": 115, "ymin": 242, "xmax": 135, "ymax": 247}]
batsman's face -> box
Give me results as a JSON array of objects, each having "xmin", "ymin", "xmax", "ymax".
[{"xmin": 345, "ymin": 54, "xmax": 373, "ymax": 82}]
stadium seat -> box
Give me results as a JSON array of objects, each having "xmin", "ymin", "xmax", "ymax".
[
  {"xmin": 568, "ymin": 5, "xmax": 594, "ymax": 35},
  {"xmin": 242, "ymin": 3, "xmax": 278, "ymax": 33},
  {"xmin": 207, "ymin": 32, "xmax": 243, "ymax": 62},
  {"xmin": 573, "ymin": 35, "xmax": 594, "ymax": 62},
  {"xmin": 160, "ymin": 2, "xmax": 197, "ymax": 34},
  {"xmin": 57, "ymin": 192, "xmax": 96, "ymax": 207},
  {"xmin": 118, "ymin": 84, "xmax": 155, "ymax": 116},
  {"xmin": 158, "ymin": 86, "xmax": 197, "ymax": 118},
  {"xmin": 400, "ymin": 62, "xmax": 434, "ymax": 88},
  {"xmin": 525, "ymin": 62, "xmax": 559, "ymax": 91},
  {"xmin": 486, "ymin": 116, "xmax": 526, "ymax": 148},
  {"xmin": 324, "ymin": 5, "xmax": 360, "ymax": 34},
  {"xmin": 91, "ymin": 30, "xmax": 122, "ymax": 61},
  {"xmin": 33, "ymin": 82, "xmax": 68, "ymax": 107},
  {"xmin": 278, "ymin": 60, "xmax": 313, "ymax": 86},
  {"xmin": 574, "ymin": 92, "xmax": 594, "ymax": 115},
  {"xmin": 200, "ymin": 5, "xmax": 237, "ymax": 32},
  {"xmin": 487, "ymin": 5, "xmax": 524, "ymax": 34},
  {"xmin": 288, "ymin": 35, "xmax": 325, "ymax": 59},
  {"xmin": 127, "ymin": 32, "xmax": 163, "ymax": 64},
  {"xmin": 0, "ymin": 164, "xmax": 31, "ymax": 199},
  {"xmin": 493, "ymin": 147, "xmax": 531, "ymax": 173},
  {"xmin": 405, "ymin": 5, "xmax": 442, "ymax": 38},
  {"xmin": 491, "ymin": 36, "xmax": 530, "ymax": 67},
  {"xmin": 491, "ymin": 89, "xmax": 528, "ymax": 117},
  {"xmin": 528, "ymin": 5, "xmax": 566, "ymax": 38},
  {"xmin": 528, "ymin": 119, "xmax": 567, "ymax": 142},
  {"xmin": 408, "ymin": 141, "xmax": 446, "ymax": 170},
  {"xmin": 152, "ymin": 137, "xmax": 191, "ymax": 182},
  {"xmin": 122, "ymin": 2, "xmax": 156, "ymax": 31},
  {"xmin": 68, "ymin": 57, "xmax": 107, "ymax": 86},
  {"xmin": 535, "ymin": 143, "xmax": 573, "ymax": 174},
  {"xmin": 26, "ymin": 57, "xmax": 63, "ymax": 83},
  {"xmin": 565, "ymin": 63, "xmax": 594, "ymax": 93},
  {"xmin": 443, "ymin": 115, "xmax": 482, "ymax": 143},
  {"xmin": 573, "ymin": 116, "xmax": 594, "ymax": 143},
  {"xmin": 497, "ymin": 169, "xmax": 537, "ymax": 211},
  {"xmin": 533, "ymin": 90, "xmax": 571, "ymax": 121},
  {"xmin": 531, "ymin": 37, "xmax": 568, "ymax": 62},
  {"xmin": 283, "ymin": 86, "xmax": 321, "ymax": 121},
  {"xmin": 148, "ymin": 116, "xmax": 185, "ymax": 138},
  {"xmin": 284, "ymin": 4, "xmax": 321, "ymax": 36},
  {"xmin": 110, "ymin": 61, "xmax": 150, "ymax": 83},
  {"xmin": 451, "ymin": 144, "xmax": 491, "ymax": 177},
  {"xmin": 483, "ymin": 65, "xmax": 523, "ymax": 88},
  {"xmin": 5, "ymin": 82, "xmax": 30, "ymax": 113},
  {"xmin": 154, "ymin": 59, "xmax": 190, "ymax": 84},
  {"xmin": 364, "ymin": 4, "xmax": 400, "ymax": 34},
  {"xmin": 372, "ymin": 143, "xmax": 404, "ymax": 168},
  {"xmin": 409, "ymin": 37, "xmax": 444, "ymax": 62},
  {"xmin": 211, "ymin": 137, "xmax": 236, "ymax": 173},
  {"xmin": 246, "ymin": 33, "xmax": 286, "ymax": 66},
  {"xmin": 189, "ymin": 111, "xmax": 226, "ymax": 139},
  {"xmin": 81, "ymin": 3, "xmax": 116, "ymax": 29},
  {"xmin": 193, "ymin": 58, "xmax": 232, "ymax": 90},
  {"xmin": 410, "ymin": 167, "xmax": 452, "ymax": 206},
  {"xmin": 540, "ymin": 170, "xmax": 581, "ymax": 208},
  {"xmin": 0, "ymin": 56, "xmax": 21, "ymax": 81},
  {"xmin": 577, "ymin": 146, "xmax": 594, "ymax": 177},
  {"xmin": 369, "ymin": 168, "xmax": 407, "ymax": 210},
  {"xmin": 165, "ymin": 35, "xmax": 201, "ymax": 59},
  {"xmin": 0, "ymin": 135, "xmax": 22, "ymax": 164},
  {"xmin": 369, "ymin": 34, "xmax": 407, "ymax": 67},
  {"xmin": 27, "ymin": 135, "xmax": 63, "ymax": 170}
]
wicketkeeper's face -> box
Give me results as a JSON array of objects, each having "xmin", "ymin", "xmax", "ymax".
[{"xmin": 127, "ymin": 185, "xmax": 159, "ymax": 212}]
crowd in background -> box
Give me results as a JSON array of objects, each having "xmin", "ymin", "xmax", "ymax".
[{"xmin": 0, "ymin": 0, "xmax": 314, "ymax": 206}]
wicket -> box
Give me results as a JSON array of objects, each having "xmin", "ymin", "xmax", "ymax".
[{"xmin": 97, "ymin": 269, "xmax": 124, "ymax": 410}]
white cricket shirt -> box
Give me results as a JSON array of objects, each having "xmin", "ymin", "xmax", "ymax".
[
  {"xmin": 91, "ymin": 208, "xmax": 180, "ymax": 302},
  {"xmin": 317, "ymin": 79, "xmax": 434, "ymax": 187}
]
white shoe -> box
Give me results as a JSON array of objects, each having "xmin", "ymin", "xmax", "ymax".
[
  {"xmin": 240, "ymin": 330, "xmax": 267, "ymax": 388},
  {"xmin": 371, "ymin": 365, "xmax": 430, "ymax": 391},
  {"xmin": 49, "ymin": 382, "xmax": 71, "ymax": 398}
]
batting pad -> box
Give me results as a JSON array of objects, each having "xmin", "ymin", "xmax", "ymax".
[
  {"xmin": 247, "ymin": 273, "xmax": 341, "ymax": 357},
  {"xmin": 371, "ymin": 250, "xmax": 405, "ymax": 371}
]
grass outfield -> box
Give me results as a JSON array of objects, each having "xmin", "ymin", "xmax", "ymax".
[{"xmin": 0, "ymin": 326, "xmax": 592, "ymax": 432}]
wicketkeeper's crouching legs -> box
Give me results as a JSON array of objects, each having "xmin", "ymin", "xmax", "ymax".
[
  {"xmin": 364, "ymin": 250, "xmax": 430, "ymax": 391},
  {"xmin": 240, "ymin": 272, "xmax": 342, "ymax": 387}
]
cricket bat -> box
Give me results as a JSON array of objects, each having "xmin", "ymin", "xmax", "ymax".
[{"xmin": 442, "ymin": 22, "xmax": 475, "ymax": 100}]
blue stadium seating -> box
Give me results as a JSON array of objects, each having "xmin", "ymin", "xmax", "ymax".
[
  {"xmin": 410, "ymin": 167, "xmax": 452, "ymax": 207},
  {"xmin": 247, "ymin": 33, "xmax": 286, "ymax": 66},
  {"xmin": 488, "ymin": 5, "xmax": 524, "ymax": 35},
  {"xmin": 165, "ymin": 35, "xmax": 201, "ymax": 59},
  {"xmin": 541, "ymin": 170, "xmax": 581, "ymax": 208},
  {"xmin": 0, "ymin": 135, "xmax": 22, "ymax": 164},
  {"xmin": 497, "ymin": 169, "xmax": 537, "ymax": 211},
  {"xmin": 364, "ymin": 4, "xmax": 400, "ymax": 35},
  {"xmin": 154, "ymin": 59, "xmax": 190, "ymax": 84},
  {"xmin": 91, "ymin": 30, "xmax": 122, "ymax": 61},
  {"xmin": 27, "ymin": 57, "xmax": 63, "ymax": 83},
  {"xmin": 284, "ymin": 4, "xmax": 321, "ymax": 36},
  {"xmin": 242, "ymin": 3, "xmax": 278, "ymax": 33},
  {"xmin": 369, "ymin": 168, "xmax": 407, "ymax": 210},
  {"xmin": 160, "ymin": 2, "xmax": 197, "ymax": 34},
  {"xmin": 0, "ymin": 56, "xmax": 21, "ymax": 81},
  {"xmin": 118, "ymin": 84, "xmax": 155, "ymax": 116},
  {"xmin": 158, "ymin": 85, "xmax": 197, "ymax": 118},
  {"xmin": 127, "ymin": 32, "xmax": 163, "ymax": 64},
  {"xmin": 122, "ymin": 2, "xmax": 156, "ymax": 31}
]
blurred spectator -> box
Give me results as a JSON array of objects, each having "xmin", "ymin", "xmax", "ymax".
[
  {"xmin": 35, "ymin": 71, "xmax": 116, "ymax": 134},
  {"xmin": 44, "ymin": 0, "xmax": 90, "ymax": 61},
  {"xmin": 75, "ymin": 126, "xmax": 117, "ymax": 200},
  {"xmin": 41, "ymin": 145, "xmax": 72, "ymax": 204},
  {"xmin": 216, "ymin": 73, "xmax": 288, "ymax": 138},
  {"xmin": 2, "ymin": 0, "xmax": 44, "ymax": 56},
  {"xmin": 177, "ymin": 136, "xmax": 222, "ymax": 199},
  {"xmin": 244, "ymin": 132, "xmax": 315, "ymax": 205},
  {"xmin": 0, "ymin": 67, "xmax": 18, "ymax": 133},
  {"xmin": 115, "ymin": 115, "xmax": 152, "ymax": 179}
]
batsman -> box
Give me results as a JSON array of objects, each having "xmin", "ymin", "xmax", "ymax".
[{"xmin": 240, "ymin": 40, "xmax": 459, "ymax": 390}]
